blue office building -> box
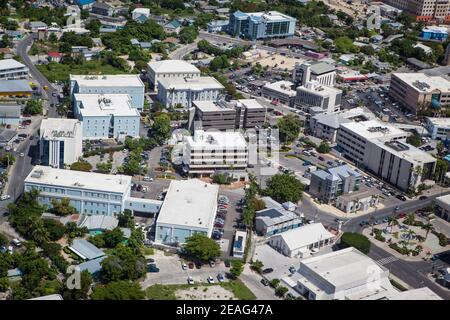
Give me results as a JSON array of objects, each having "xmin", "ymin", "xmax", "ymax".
[{"xmin": 229, "ymin": 10, "xmax": 296, "ymax": 40}]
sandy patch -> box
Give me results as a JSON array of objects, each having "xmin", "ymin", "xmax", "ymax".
[{"xmin": 175, "ymin": 286, "xmax": 236, "ymax": 300}]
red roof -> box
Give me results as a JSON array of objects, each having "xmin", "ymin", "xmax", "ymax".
[{"xmin": 48, "ymin": 51, "xmax": 62, "ymax": 58}]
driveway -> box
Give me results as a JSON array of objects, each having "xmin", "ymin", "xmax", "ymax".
[
  {"xmin": 253, "ymin": 244, "xmax": 299, "ymax": 281},
  {"xmin": 240, "ymin": 265, "xmax": 280, "ymax": 300}
]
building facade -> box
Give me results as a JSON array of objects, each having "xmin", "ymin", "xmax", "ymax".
[
  {"xmin": 425, "ymin": 117, "xmax": 450, "ymax": 140},
  {"xmin": 309, "ymin": 165, "xmax": 362, "ymax": 203},
  {"xmin": 147, "ymin": 60, "xmax": 201, "ymax": 92},
  {"xmin": 157, "ymin": 76, "xmax": 224, "ymax": 109},
  {"xmin": 295, "ymin": 81, "xmax": 342, "ymax": 116},
  {"xmin": 389, "ymin": 73, "xmax": 450, "ymax": 115},
  {"xmin": 74, "ymin": 94, "xmax": 140, "ymax": 140},
  {"xmin": 70, "ymin": 74, "xmax": 145, "ymax": 110},
  {"xmin": 0, "ymin": 59, "xmax": 29, "ymax": 80},
  {"xmin": 182, "ymin": 130, "xmax": 248, "ymax": 175},
  {"xmin": 382, "ymin": 0, "xmax": 450, "ymax": 22},
  {"xmin": 293, "ymin": 61, "xmax": 336, "ymax": 87},
  {"xmin": 435, "ymin": 194, "xmax": 450, "ymax": 222},
  {"xmin": 229, "ymin": 10, "xmax": 296, "ymax": 40},
  {"xmin": 262, "ymin": 80, "xmax": 296, "ymax": 106},
  {"xmin": 39, "ymin": 118, "xmax": 83, "ymax": 168},
  {"xmin": 0, "ymin": 104, "xmax": 21, "ymax": 125}
]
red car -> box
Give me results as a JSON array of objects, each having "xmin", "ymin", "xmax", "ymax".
[{"xmin": 397, "ymin": 213, "xmax": 406, "ymax": 218}]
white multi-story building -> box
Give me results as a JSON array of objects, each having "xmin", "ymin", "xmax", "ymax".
[
  {"xmin": 336, "ymin": 120, "xmax": 436, "ymax": 191},
  {"xmin": 70, "ymin": 74, "xmax": 145, "ymax": 110},
  {"xmin": 147, "ymin": 60, "xmax": 201, "ymax": 92},
  {"xmin": 294, "ymin": 247, "xmax": 442, "ymax": 300},
  {"xmin": 155, "ymin": 179, "xmax": 219, "ymax": 245},
  {"xmin": 24, "ymin": 166, "xmax": 162, "ymax": 216},
  {"xmin": 182, "ymin": 130, "xmax": 248, "ymax": 175},
  {"xmin": 425, "ymin": 117, "xmax": 450, "ymax": 140},
  {"xmin": 295, "ymin": 81, "xmax": 342, "ymax": 116},
  {"xmin": 293, "ymin": 61, "xmax": 336, "ymax": 87},
  {"xmin": 74, "ymin": 94, "xmax": 140, "ymax": 140},
  {"xmin": 0, "ymin": 59, "xmax": 29, "ymax": 80},
  {"xmin": 262, "ymin": 80, "xmax": 296, "ymax": 106},
  {"xmin": 157, "ymin": 76, "xmax": 224, "ymax": 109},
  {"xmin": 39, "ymin": 118, "xmax": 83, "ymax": 168}
]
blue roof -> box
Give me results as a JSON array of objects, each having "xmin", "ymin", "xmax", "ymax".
[
  {"xmin": 166, "ymin": 20, "xmax": 182, "ymax": 29},
  {"xmin": 444, "ymin": 155, "xmax": 450, "ymax": 162},
  {"xmin": 77, "ymin": 256, "xmax": 106, "ymax": 274},
  {"xmin": 75, "ymin": 0, "xmax": 96, "ymax": 5},
  {"xmin": 233, "ymin": 10, "xmax": 248, "ymax": 19},
  {"xmin": 0, "ymin": 80, "xmax": 32, "ymax": 93},
  {"xmin": 69, "ymin": 239, "xmax": 105, "ymax": 260}
]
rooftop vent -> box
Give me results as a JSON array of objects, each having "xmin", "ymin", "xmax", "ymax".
[
  {"xmin": 31, "ymin": 169, "xmax": 44, "ymax": 178},
  {"xmin": 412, "ymin": 80, "xmax": 431, "ymax": 91},
  {"xmin": 367, "ymin": 126, "xmax": 390, "ymax": 134}
]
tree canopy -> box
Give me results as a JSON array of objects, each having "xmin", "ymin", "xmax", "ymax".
[
  {"xmin": 90, "ymin": 281, "xmax": 145, "ymax": 300},
  {"xmin": 183, "ymin": 233, "xmax": 221, "ymax": 262},
  {"xmin": 276, "ymin": 114, "xmax": 302, "ymax": 145},
  {"xmin": 263, "ymin": 173, "xmax": 304, "ymax": 203},
  {"xmin": 339, "ymin": 232, "xmax": 371, "ymax": 254}
]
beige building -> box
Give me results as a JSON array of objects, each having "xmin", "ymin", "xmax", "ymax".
[
  {"xmin": 147, "ymin": 60, "xmax": 201, "ymax": 92},
  {"xmin": 389, "ymin": 73, "xmax": 450, "ymax": 115},
  {"xmin": 382, "ymin": 0, "xmax": 450, "ymax": 22}
]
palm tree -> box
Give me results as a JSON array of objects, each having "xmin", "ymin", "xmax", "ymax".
[
  {"xmin": 387, "ymin": 216, "xmax": 398, "ymax": 233},
  {"xmin": 406, "ymin": 229, "xmax": 415, "ymax": 247},
  {"xmin": 405, "ymin": 213, "xmax": 415, "ymax": 225},
  {"xmin": 422, "ymin": 222, "xmax": 434, "ymax": 241},
  {"xmin": 27, "ymin": 217, "xmax": 50, "ymax": 244}
]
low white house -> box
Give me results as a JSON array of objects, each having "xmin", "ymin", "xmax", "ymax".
[{"xmin": 269, "ymin": 223, "xmax": 335, "ymax": 258}]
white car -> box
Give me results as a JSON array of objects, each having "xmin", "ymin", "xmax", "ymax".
[
  {"xmin": 0, "ymin": 195, "xmax": 11, "ymax": 201},
  {"xmin": 182, "ymin": 263, "xmax": 187, "ymax": 270},
  {"xmin": 207, "ymin": 276, "xmax": 215, "ymax": 284},
  {"xmin": 19, "ymin": 153, "xmax": 25, "ymax": 157},
  {"xmin": 187, "ymin": 276, "xmax": 194, "ymax": 285}
]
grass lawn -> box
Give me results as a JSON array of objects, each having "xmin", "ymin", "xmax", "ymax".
[
  {"xmin": 146, "ymin": 279, "xmax": 256, "ymax": 300},
  {"xmin": 36, "ymin": 61, "xmax": 130, "ymax": 82},
  {"xmin": 141, "ymin": 247, "xmax": 155, "ymax": 256},
  {"xmin": 220, "ymin": 279, "xmax": 256, "ymax": 300}
]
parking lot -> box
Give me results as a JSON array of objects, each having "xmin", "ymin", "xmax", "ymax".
[{"xmin": 141, "ymin": 249, "xmax": 229, "ymax": 288}]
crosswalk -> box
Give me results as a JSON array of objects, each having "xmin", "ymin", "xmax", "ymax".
[{"xmin": 376, "ymin": 256, "xmax": 399, "ymax": 266}]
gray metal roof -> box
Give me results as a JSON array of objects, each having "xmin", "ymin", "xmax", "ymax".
[
  {"xmin": 0, "ymin": 80, "xmax": 32, "ymax": 93},
  {"xmin": 310, "ymin": 61, "xmax": 335, "ymax": 75},
  {"xmin": 77, "ymin": 256, "xmax": 106, "ymax": 274},
  {"xmin": 0, "ymin": 128, "xmax": 17, "ymax": 143},
  {"xmin": 0, "ymin": 104, "xmax": 21, "ymax": 118},
  {"xmin": 69, "ymin": 239, "xmax": 105, "ymax": 260}
]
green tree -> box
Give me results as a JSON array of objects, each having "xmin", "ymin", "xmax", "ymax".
[
  {"xmin": 62, "ymin": 270, "xmax": 92, "ymax": 300},
  {"xmin": 96, "ymin": 161, "xmax": 112, "ymax": 173},
  {"xmin": 406, "ymin": 133, "xmax": 422, "ymax": 147},
  {"xmin": 102, "ymin": 228, "xmax": 124, "ymax": 248},
  {"xmin": 339, "ymin": 232, "xmax": 371, "ymax": 254},
  {"xmin": 263, "ymin": 173, "xmax": 304, "ymax": 203},
  {"xmin": 43, "ymin": 219, "xmax": 66, "ymax": 241},
  {"xmin": 0, "ymin": 153, "xmax": 15, "ymax": 167},
  {"xmin": 275, "ymin": 286, "xmax": 289, "ymax": 297},
  {"xmin": 152, "ymin": 114, "xmax": 171, "ymax": 144},
  {"xmin": 90, "ymin": 281, "xmax": 145, "ymax": 300},
  {"xmin": 250, "ymin": 260, "xmax": 264, "ymax": 274},
  {"xmin": 335, "ymin": 36, "xmax": 358, "ymax": 53},
  {"xmin": 0, "ymin": 34, "xmax": 10, "ymax": 48},
  {"xmin": 118, "ymin": 209, "xmax": 134, "ymax": 228},
  {"xmin": 316, "ymin": 141, "xmax": 331, "ymax": 154},
  {"xmin": 229, "ymin": 260, "xmax": 244, "ymax": 279},
  {"xmin": 276, "ymin": 114, "xmax": 302, "ymax": 145},
  {"xmin": 23, "ymin": 100, "xmax": 43, "ymax": 115},
  {"xmin": 70, "ymin": 160, "xmax": 92, "ymax": 172},
  {"xmin": 179, "ymin": 25, "xmax": 198, "ymax": 44},
  {"xmin": 183, "ymin": 233, "xmax": 220, "ymax": 262},
  {"xmin": 269, "ymin": 278, "xmax": 280, "ymax": 288},
  {"xmin": 51, "ymin": 198, "xmax": 77, "ymax": 216},
  {"xmin": 101, "ymin": 245, "xmax": 146, "ymax": 282}
]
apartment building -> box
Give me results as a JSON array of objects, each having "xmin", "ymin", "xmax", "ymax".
[
  {"xmin": 39, "ymin": 118, "xmax": 83, "ymax": 168},
  {"xmin": 0, "ymin": 59, "xmax": 29, "ymax": 80},
  {"xmin": 293, "ymin": 61, "xmax": 336, "ymax": 87},
  {"xmin": 147, "ymin": 60, "xmax": 201, "ymax": 92},
  {"xmin": 262, "ymin": 80, "xmax": 296, "ymax": 107},
  {"xmin": 382, "ymin": 0, "xmax": 450, "ymax": 22},
  {"xmin": 389, "ymin": 73, "xmax": 450, "ymax": 115},
  {"xmin": 337, "ymin": 120, "xmax": 410, "ymax": 164},
  {"xmin": 70, "ymin": 74, "xmax": 145, "ymax": 110},
  {"xmin": 190, "ymin": 99, "xmax": 266, "ymax": 131},
  {"xmin": 157, "ymin": 76, "xmax": 224, "ymax": 109},
  {"xmin": 24, "ymin": 166, "xmax": 162, "ymax": 216},
  {"xmin": 309, "ymin": 165, "xmax": 362, "ymax": 203},
  {"xmin": 295, "ymin": 81, "xmax": 342, "ymax": 116},
  {"xmin": 73, "ymin": 94, "xmax": 140, "ymax": 140},
  {"xmin": 425, "ymin": 117, "xmax": 450, "ymax": 140},
  {"xmin": 182, "ymin": 130, "xmax": 248, "ymax": 175},
  {"xmin": 229, "ymin": 10, "xmax": 296, "ymax": 40}
]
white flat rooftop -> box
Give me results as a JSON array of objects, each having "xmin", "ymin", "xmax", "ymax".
[
  {"xmin": 148, "ymin": 59, "xmax": 201, "ymax": 74},
  {"xmin": 248, "ymin": 11, "xmax": 294, "ymax": 22},
  {"xmin": 427, "ymin": 117, "xmax": 450, "ymax": 127},
  {"xmin": 263, "ymin": 81, "xmax": 296, "ymax": 96},
  {"xmin": 340, "ymin": 119, "xmax": 408, "ymax": 140},
  {"xmin": 393, "ymin": 73, "xmax": 450, "ymax": 93},
  {"xmin": 193, "ymin": 100, "xmax": 231, "ymax": 113},
  {"xmin": 40, "ymin": 118, "xmax": 82, "ymax": 139},
  {"xmin": 25, "ymin": 166, "xmax": 131, "ymax": 194},
  {"xmin": 158, "ymin": 76, "xmax": 224, "ymax": 91},
  {"xmin": 277, "ymin": 223, "xmax": 335, "ymax": 250},
  {"xmin": 233, "ymin": 99, "xmax": 265, "ymax": 110},
  {"xmin": 187, "ymin": 130, "xmax": 247, "ymax": 148},
  {"xmin": 373, "ymin": 139, "xmax": 436, "ymax": 165},
  {"xmin": 156, "ymin": 179, "xmax": 219, "ymax": 229},
  {"xmin": 74, "ymin": 93, "xmax": 140, "ymax": 117},
  {"xmin": 300, "ymin": 247, "xmax": 387, "ymax": 288},
  {"xmin": 70, "ymin": 74, "xmax": 144, "ymax": 88},
  {"xmin": 0, "ymin": 58, "xmax": 26, "ymax": 71}
]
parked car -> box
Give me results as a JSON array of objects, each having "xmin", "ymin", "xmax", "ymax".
[
  {"xmin": 146, "ymin": 258, "xmax": 155, "ymax": 263},
  {"xmin": 207, "ymin": 276, "xmax": 215, "ymax": 284},
  {"xmin": 262, "ymin": 268, "xmax": 274, "ymax": 274},
  {"xmin": 419, "ymin": 196, "xmax": 428, "ymax": 200},
  {"xmin": 147, "ymin": 263, "xmax": 160, "ymax": 272},
  {"xmin": 318, "ymin": 156, "xmax": 325, "ymax": 161},
  {"xmin": 187, "ymin": 276, "xmax": 194, "ymax": 285},
  {"xmin": 217, "ymin": 273, "xmax": 225, "ymax": 282},
  {"xmin": 188, "ymin": 262, "xmax": 194, "ymax": 269},
  {"xmin": 396, "ymin": 194, "xmax": 407, "ymax": 201},
  {"xmin": 0, "ymin": 195, "xmax": 11, "ymax": 201},
  {"xmin": 224, "ymin": 260, "xmax": 231, "ymax": 268},
  {"xmin": 260, "ymin": 278, "xmax": 269, "ymax": 286},
  {"xmin": 182, "ymin": 263, "xmax": 187, "ymax": 270},
  {"xmin": 209, "ymin": 260, "xmax": 215, "ymax": 268},
  {"xmin": 289, "ymin": 266, "xmax": 296, "ymax": 274},
  {"xmin": 195, "ymin": 263, "xmax": 202, "ymax": 269}
]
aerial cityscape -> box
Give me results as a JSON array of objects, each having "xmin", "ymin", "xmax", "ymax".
[{"xmin": 0, "ymin": 0, "xmax": 450, "ymax": 304}]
